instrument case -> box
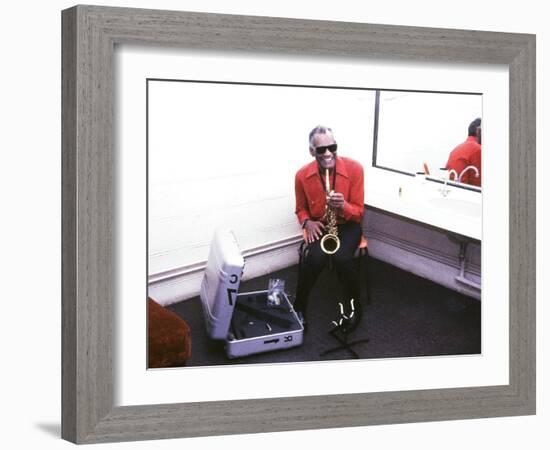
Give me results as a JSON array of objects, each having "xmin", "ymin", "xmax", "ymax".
[{"xmin": 200, "ymin": 229, "xmax": 304, "ymax": 359}]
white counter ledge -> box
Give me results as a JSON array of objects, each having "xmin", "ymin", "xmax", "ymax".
[{"xmin": 365, "ymin": 169, "xmax": 482, "ymax": 241}]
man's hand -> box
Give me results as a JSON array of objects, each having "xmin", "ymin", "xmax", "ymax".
[
  {"xmin": 304, "ymin": 220, "xmax": 325, "ymax": 244},
  {"xmin": 328, "ymin": 192, "xmax": 345, "ymax": 211}
]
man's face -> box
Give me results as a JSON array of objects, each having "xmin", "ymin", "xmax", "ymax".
[{"xmin": 310, "ymin": 133, "xmax": 337, "ymax": 171}]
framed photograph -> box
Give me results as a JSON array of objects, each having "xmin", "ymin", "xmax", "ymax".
[{"xmin": 62, "ymin": 5, "xmax": 535, "ymax": 444}]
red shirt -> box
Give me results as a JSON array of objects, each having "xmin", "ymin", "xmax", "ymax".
[
  {"xmin": 445, "ymin": 136, "xmax": 482, "ymax": 187},
  {"xmin": 294, "ymin": 156, "xmax": 364, "ymax": 226}
]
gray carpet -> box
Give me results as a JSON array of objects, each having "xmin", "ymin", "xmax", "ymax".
[{"xmin": 168, "ymin": 257, "xmax": 480, "ymax": 366}]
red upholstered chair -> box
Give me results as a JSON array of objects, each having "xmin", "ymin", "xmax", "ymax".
[{"xmin": 148, "ymin": 298, "xmax": 192, "ymax": 368}]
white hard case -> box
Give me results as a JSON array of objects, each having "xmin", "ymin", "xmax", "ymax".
[{"xmin": 200, "ymin": 229, "xmax": 304, "ymax": 359}]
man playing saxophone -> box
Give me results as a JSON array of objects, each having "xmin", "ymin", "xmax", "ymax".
[{"xmin": 293, "ymin": 125, "xmax": 365, "ymax": 326}]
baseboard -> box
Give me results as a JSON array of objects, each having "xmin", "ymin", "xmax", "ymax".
[{"xmin": 148, "ymin": 236, "xmax": 302, "ymax": 306}]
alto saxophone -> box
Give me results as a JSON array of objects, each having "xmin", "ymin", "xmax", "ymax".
[{"xmin": 320, "ymin": 169, "xmax": 341, "ymax": 255}]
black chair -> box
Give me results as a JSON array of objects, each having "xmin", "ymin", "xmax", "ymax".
[{"xmin": 297, "ymin": 230, "xmax": 372, "ymax": 306}]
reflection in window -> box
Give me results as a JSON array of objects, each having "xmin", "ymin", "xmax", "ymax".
[{"xmin": 373, "ymin": 90, "xmax": 482, "ymax": 184}]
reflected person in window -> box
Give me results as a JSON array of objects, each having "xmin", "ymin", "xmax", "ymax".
[
  {"xmin": 445, "ymin": 118, "xmax": 482, "ymax": 187},
  {"xmin": 293, "ymin": 125, "xmax": 365, "ymax": 325}
]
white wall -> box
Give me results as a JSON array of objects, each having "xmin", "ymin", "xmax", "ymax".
[
  {"xmin": 147, "ymin": 79, "xmax": 375, "ymax": 275},
  {"xmin": 1, "ymin": 1, "xmax": 547, "ymax": 450},
  {"xmin": 144, "ymin": 76, "xmax": 375, "ymax": 303}
]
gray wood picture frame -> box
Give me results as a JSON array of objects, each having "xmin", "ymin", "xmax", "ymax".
[{"xmin": 61, "ymin": 4, "xmax": 536, "ymax": 444}]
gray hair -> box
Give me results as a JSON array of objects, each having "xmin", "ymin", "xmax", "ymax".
[{"xmin": 309, "ymin": 125, "xmax": 335, "ymax": 149}]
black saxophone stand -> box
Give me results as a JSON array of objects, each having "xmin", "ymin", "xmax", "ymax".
[{"xmin": 320, "ymin": 299, "xmax": 369, "ymax": 359}]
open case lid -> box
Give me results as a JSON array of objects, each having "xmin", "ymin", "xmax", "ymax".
[{"xmin": 200, "ymin": 229, "xmax": 244, "ymax": 340}]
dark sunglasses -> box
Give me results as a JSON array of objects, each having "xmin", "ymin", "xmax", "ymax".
[{"xmin": 314, "ymin": 143, "xmax": 338, "ymax": 155}]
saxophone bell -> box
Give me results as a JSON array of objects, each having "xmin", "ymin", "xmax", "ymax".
[{"xmin": 320, "ymin": 232, "xmax": 340, "ymax": 254}]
